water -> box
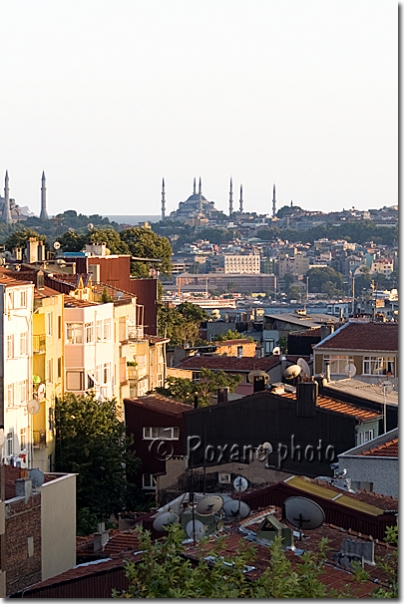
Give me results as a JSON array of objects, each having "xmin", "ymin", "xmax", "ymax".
[{"xmin": 104, "ymin": 215, "xmax": 160, "ymax": 225}]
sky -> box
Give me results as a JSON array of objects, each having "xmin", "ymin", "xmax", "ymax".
[{"xmin": 0, "ymin": 0, "xmax": 398, "ymax": 218}]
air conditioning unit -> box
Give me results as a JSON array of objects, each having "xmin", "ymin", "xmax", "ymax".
[{"xmin": 218, "ymin": 472, "xmax": 231, "ymax": 485}]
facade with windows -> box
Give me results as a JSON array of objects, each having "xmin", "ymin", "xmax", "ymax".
[
  {"xmin": 64, "ymin": 299, "xmax": 115, "ymax": 401},
  {"xmin": 32, "ymin": 285, "xmax": 65, "ymax": 472},
  {"xmin": 313, "ymin": 321, "xmax": 398, "ymax": 385},
  {"xmin": 0, "ymin": 277, "xmax": 34, "ymax": 468}
]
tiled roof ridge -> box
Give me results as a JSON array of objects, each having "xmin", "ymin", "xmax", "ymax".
[
  {"xmin": 361, "ymin": 437, "xmax": 398, "ymax": 457},
  {"xmin": 126, "ymin": 393, "xmax": 191, "ymax": 409}
]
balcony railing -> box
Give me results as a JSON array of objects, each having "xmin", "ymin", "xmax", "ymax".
[
  {"xmin": 33, "ymin": 430, "xmax": 46, "ymax": 449},
  {"xmin": 33, "ymin": 334, "xmax": 46, "ymax": 354},
  {"xmin": 128, "ymin": 325, "xmax": 144, "ymax": 340}
]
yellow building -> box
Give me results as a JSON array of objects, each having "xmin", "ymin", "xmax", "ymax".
[{"xmin": 32, "ymin": 281, "xmax": 65, "ymax": 472}]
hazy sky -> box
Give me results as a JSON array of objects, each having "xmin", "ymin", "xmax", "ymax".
[{"xmin": 0, "ymin": 0, "xmax": 397, "ymax": 218}]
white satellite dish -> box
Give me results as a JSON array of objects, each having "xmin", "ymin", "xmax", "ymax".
[
  {"xmin": 37, "ymin": 383, "xmax": 46, "ymax": 402},
  {"xmin": 29, "ymin": 468, "xmax": 45, "ymax": 489},
  {"xmin": 223, "ymin": 499, "xmax": 251, "ymax": 519},
  {"xmin": 283, "ymin": 364, "xmax": 302, "ymax": 380},
  {"xmin": 87, "ymin": 223, "xmax": 94, "ymax": 231},
  {"xmin": 233, "ymin": 476, "xmax": 248, "ymax": 492},
  {"xmin": 344, "ymin": 363, "xmax": 357, "ymax": 378},
  {"xmin": 152, "ymin": 511, "xmax": 179, "ymax": 531},
  {"xmin": 186, "ymin": 519, "xmax": 206, "ymax": 541},
  {"xmin": 53, "ymin": 241, "xmax": 61, "ymax": 250},
  {"xmin": 297, "ymin": 358, "xmax": 310, "ymax": 377},
  {"xmin": 27, "ymin": 399, "xmax": 40, "ymax": 415},
  {"xmin": 272, "ymin": 346, "xmax": 281, "ymax": 355},
  {"xmin": 196, "ymin": 495, "xmax": 223, "ymax": 515},
  {"xmin": 382, "ymin": 380, "xmax": 394, "ymax": 394},
  {"xmin": 284, "ymin": 496, "xmax": 325, "ymax": 537},
  {"xmin": 247, "ymin": 370, "xmax": 270, "ymax": 385}
]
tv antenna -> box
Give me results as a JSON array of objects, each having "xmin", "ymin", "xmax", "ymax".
[
  {"xmin": 223, "ymin": 499, "xmax": 251, "ymax": 520},
  {"xmin": 29, "ymin": 468, "xmax": 45, "ymax": 490},
  {"xmin": 233, "ymin": 476, "xmax": 248, "ymax": 492},
  {"xmin": 27, "ymin": 399, "xmax": 40, "ymax": 415},
  {"xmin": 53, "ymin": 241, "xmax": 61, "ymax": 250},
  {"xmin": 380, "ymin": 380, "xmax": 393, "ymax": 434},
  {"xmin": 344, "ymin": 363, "xmax": 357, "ymax": 379},
  {"xmin": 272, "ymin": 346, "xmax": 281, "ymax": 356},
  {"xmin": 152, "ymin": 511, "xmax": 179, "ymax": 532},
  {"xmin": 283, "ymin": 364, "xmax": 302, "ymax": 380},
  {"xmin": 283, "ymin": 496, "xmax": 325, "ymax": 540},
  {"xmin": 196, "ymin": 495, "xmax": 223, "ymax": 515},
  {"xmin": 87, "ymin": 223, "xmax": 94, "ymax": 231},
  {"xmin": 185, "ymin": 519, "xmax": 205, "ymax": 541},
  {"xmin": 297, "ymin": 358, "xmax": 310, "ymax": 379}
]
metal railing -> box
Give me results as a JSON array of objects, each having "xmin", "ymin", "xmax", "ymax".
[{"xmin": 33, "ymin": 334, "xmax": 46, "ymax": 354}]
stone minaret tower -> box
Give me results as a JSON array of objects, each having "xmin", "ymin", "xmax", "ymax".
[
  {"xmin": 161, "ymin": 178, "xmax": 166, "ymax": 220},
  {"xmin": 229, "ymin": 178, "xmax": 233, "ymax": 215},
  {"xmin": 198, "ymin": 177, "xmax": 202, "ymax": 195},
  {"xmin": 239, "ymin": 184, "xmax": 244, "ymax": 213},
  {"xmin": 272, "ymin": 184, "xmax": 276, "ymax": 218},
  {"xmin": 2, "ymin": 171, "xmax": 12, "ymax": 223},
  {"xmin": 193, "ymin": 178, "xmax": 196, "ymax": 195},
  {"xmin": 40, "ymin": 171, "xmax": 49, "ymax": 220}
]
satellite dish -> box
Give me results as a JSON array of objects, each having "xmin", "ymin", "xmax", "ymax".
[
  {"xmin": 152, "ymin": 511, "xmax": 179, "ymax": 531},
  {"xmin": 297, "ymin": 358, "xmax": 310, "ymax": 377},
  {"xmin": 196, "ymin": 495, "xmax": 223, "ymax": 515},
  {"xmin": 272, "ymin": 347, "xmax": 281, "ymax": 355},
  {"xmin": 382, "ymin": 380, "xmax": 394, "ymax": 394},
  {"xmin": 186, "ymin": 519, "xmax": 206, "ymax": 541},
  {"xmin": 283, "ymin": 364, "xmax": 302, "ymax": 380},
  {"xmin": 284, "ymin": 496, "xmax": 325, "ymax": 536},
  {"xmin": 344, "ymin": 363, "xmax": 357, "ymax": 378},
  {"xmin": 87, "ymin": 223, "xmax": 94, "ymax": 231},
  {"xmin": 53, "ymin": 241, "xmax": 61, "ymax": 250},
  {"xmin": 27, "ymin": 399, "xmax": 40, "ymax": 415},
  {"xmin": 247, "ymin": 370, "xmax": 270, "ymax": 385},
  {"xmin": 37, "ymin": 383, "xmax": 46, "ymax": 402},
  {"xmin": 223, "ymin": 499, "xmax": 251, "ymax": 519},
  {"xmin": 115, "ymin": 291, "xmax": 124, "ymax": 300},
  {"xmin": 29, "ymin": 468, "xmax": 44, "ymax": 489},
  {"xmin": 233, "ymin": 476, "xmax": 248, "ymax": 492}
]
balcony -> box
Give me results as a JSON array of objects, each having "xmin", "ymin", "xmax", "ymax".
[
  {"xmin": 33, "ymin": 430, "xmax": 46, "ymax": 449},
  {"xmin": 128, "ymin": 325, "xmax": 144, "ymax": 340},
  {"xmin": 33, "ymin": 334, "xmax": 46, "ymax": 354}
]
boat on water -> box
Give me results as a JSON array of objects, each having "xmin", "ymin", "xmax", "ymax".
[{"xmin": 162, "ymin": 297, "xmax": 238, "ymax": 309}]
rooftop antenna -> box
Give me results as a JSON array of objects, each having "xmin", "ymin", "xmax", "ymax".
[
  {"xmin": 152, "ymin": 511, "xmax": 179, "ymax": 532},
  {"xmin": 196, "ymin": 495, "xmax": 223, "ymax": 516},
  {"xmin": 344, "ymin": 363, "xmax": 357, "ymax": 379},
  {"xmin": 283, "ymin": 496, "xmax": 325, "ymax": 541},
  {"xmin": 232, "ymin": 475, "xmax": 248, "ymax": 519},
  {"xmin": 223, "ymin": 499, "xmax": 251, "ymax": 520},
  {"xmin": 380, "ymin": 379, "xmax": 393, "ymax": 434},
  {"xmin": 297, "ymin": 358, "xmax": 311, "ymax": 380},
  {"xmin": 186, "ymin": 519, "xmax": 205, "ymax": 541},
  {"xmin": 283, "ymin": 365, "xmax": 302, "ymax": 380}
]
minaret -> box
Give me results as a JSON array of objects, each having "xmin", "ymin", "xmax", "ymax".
[
  {"xmin": 2, "ymin": 171, "xmax": 12, "ymax": 224},
  {"xmin": 229, "ymin": 178, "xmax": 233, "ymax": 215},
  {"xmin": 239, "ymin": 184, "xmax": 244, "ymax": 213},
  {"xmin": 272, "ymin": 184, "xmax": 276, "ymax": 218},
  {"xmin": 193, "ymin": 178, "xmax": 196, "ymax": 195},
  {"xmin": 161, "ymin": 178, "xmax": 166, "ymax": 220},
  {"xmin": 198, "ymin": 177, "xmax": 202, "ymax": 195},
  {"xmin": 40, "ymin": 171, "xmax": 49, "ymax": 220}
]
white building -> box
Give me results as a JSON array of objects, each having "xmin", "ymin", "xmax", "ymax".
[
  {"xmin": 223, "ymin": 254, "xmax": 260, "ymax": 274},
  {"xmin": 0, "ymin": 275, "xmax": 34, "ymax": 468}
]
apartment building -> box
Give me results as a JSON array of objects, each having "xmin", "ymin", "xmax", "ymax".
[{"xmin": 0, "ymin": 275, "xmax": 34, "ymax": 468}]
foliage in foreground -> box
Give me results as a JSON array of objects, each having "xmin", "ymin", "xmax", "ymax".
[{"xmin": 55, "ymin": 393, "xmax": 141, "ymax": 535}]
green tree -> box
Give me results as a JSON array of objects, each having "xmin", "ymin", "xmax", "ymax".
[
  {"xmin": 87, "ymin": 227, "xmax": 130, "ymax": 255},
  {"xmin": 156, "ymin": 368, "xmax": 242, "ymax": 407},
  {"xmin": 212, "ymin": 329, "xmax": 253, "ymax": 342},
  {"xmin": 158, "ymin": 303, "xmax": 208, "ymax": 347},
  {"xmin": 57, "ymin": 229, "xmax": 87, "ymax": 252},
  {"xmin": 4, "ymin": 228, "xmax": 47, "ymax": 251},
  {"xmin": 305, "ymin": 266, "xmax": 343, "ymax": 293},
  {"xmin": 121, "ymin": 227, "xmax": 173, "ymax": 277},
  {"xmin": 55, "ymin": 393, "xmax": 141, "ymax": 535}
]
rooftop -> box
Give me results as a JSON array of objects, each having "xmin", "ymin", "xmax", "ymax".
[
  {"xmin": 314, "ymin": 321, "xmax": 398, "ymax": 353},
  {"xmin": 176, "ymin": 355, "xmax": 280, "ymax": 373},
  {"xmin": 361, "ymin": 437, "xmax": 398, "ymax": 458},
  {"xmin": 124, "ymin": 394, "xmax": 191, "ymax": 417},
  {"xmin": 216, "ymin": 339, "xmax": 256, "ymax": 346},
  {"xmin": 64, "ymin": 295, "xmax": 99, "ymax": 308},
  {"xmin": 265, "ymin": 312, "xmax": 339, "ymax": 328}
]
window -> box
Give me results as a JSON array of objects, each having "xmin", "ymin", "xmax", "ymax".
[
  {"xmin": 46, "ymin": 359, "xmax": 53, "ymax": 383},
  {"xmin": 20, "ymin": 290, "xmax": 27, "ymax": 308},
  {"xmin": 103, "ymin": 363, "xmax": 111, "ymax": 384},
  {"xmin": 85, "ymin": 322, "xmax": 94, "ymax": 343},
  {"xmin": 237, "ymin": 346, "xmax": 243, "ymax": 358},
  {"xmin": 20, "ymin": 332, "xmax": 27, "ymax": 356},
  {"xmin": 66, "ymin": 323, "xmax": 83, "ymax": 344},
  {"xmin": 7, "ymin": 383, "xmax": 14, "ymax": 407},
  {"xmin": 103, "ymin": 319, "xmax": 111, "ymax": 340},
  {"xmin": 6, "ymin": 432, "xmax": 13, "ymax": 457},
  {"xmin": 57, "ymin": 357, "xmax": 62, "ymax": 379},
  {"xmin": 20, "ymin": 428, "xmax": 27, "ymax": 452},
  {"xmin": 66, "ymin": 371, "xmax": 85, "ymax": 391},
  {"xmin": 7, "ymin": 335, "xmax": 14, "ymax": 359},
  {"xmin": 96, "ymin": 320, "xmax": 102, "ymax": 341},
  {"xmin": 142, "ymin": 427, "xmax": 179, "ymax": 440},
  {"xmin": 142, "ymin": 473, "xmax": 156, "ymax": 490},
  {"xmin": 7, "ymin": 291, "xmax": 14, "ymax": 310},
  {"xmin": 157, "ymin": 373, "xmax": 164, "ymax": 387},
  {"xmin": 58, "ymin": 316, "xmax": 62, "ymax": 339},
  {"xmin": 48, "ymin": 407, "xmax": 55, "ymax": 431},
  {"xmin": 363, "ymin": 356, "xmax": 395, "ymax": 376},
  {"xmin": 358, "ymin": 429, "xmax": 374, "ymax": 445},
  {"xmin": 323, "ymin": 355, "xmax": 349, "ymax": 375},
  {"xmin": 46, "ymin": 312, "xmax": 53, "ymax": 336},
  {"xmin": 19, "ymin": 380, "xmax": 28, "ymax": 404}
]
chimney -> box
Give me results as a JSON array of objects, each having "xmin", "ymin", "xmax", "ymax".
[
  {"xmin": 320, "ymin": 324, "xmax": 333, "ymax": 341},
  {"xmin": 16, "ymin": 477, "xmax": 32, "ymax": 501},
  {"xmin": 37, "ymin": 240, "xmax": 45, "ymax": 262},
  {"xmin": 26, "ymin": 237, "xmax": 39, "ymax": 264},
  {"xmin": 296, "ymin": 381, "xmax": 318, "ymax": 418},
  {"xmin": 324, "ymin": 359, "xmax": 331, "ymax": 382},
  {"xmin": 217, "ymin": 388, "xmax": 228, "ymax": 404},
  {"xmin": 93, "ymin": 522, "xmax": 110, "ymax": 553}
]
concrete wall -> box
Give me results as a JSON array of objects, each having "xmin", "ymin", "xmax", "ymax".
[
  {"xmin": 40, "ymin": 473, "xmax": 76, "ymax": 581},
  {"xmin": 339, "ymin": 456, "xmax": 398, "ymax": 498}
]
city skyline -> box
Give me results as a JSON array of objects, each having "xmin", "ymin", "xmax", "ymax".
[{"xmin": 0, "ymin": 0, "xmax": 397, "ymax": 217}]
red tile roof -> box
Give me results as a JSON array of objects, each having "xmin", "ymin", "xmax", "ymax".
[
  {"xmin": 64, "ymin": 295, "xmax": 98, "ymax": 308},
  {"xmin": 278, "ymin": 390, "xmax": 381, "ymax": 421},
  {"xmin": 124, "ymin": 394, "xmax": 191, "ymax": 416},
  {"xmin": 314, "ymin": 321, "xmax": 398, "ymax": 352},
  {"xmin": 176, "ymin": 355, "xmax": 280, "ymax": 373},
  {"xmin": 216, "ymin": 339, "xmax": 256, "ymax": 346},
  {"xmin": 361, "ymin": 437, "xmax": 398, "ymax": 458}
]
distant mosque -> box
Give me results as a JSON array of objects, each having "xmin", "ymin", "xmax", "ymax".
[{"xmin": 0, "ymin": 171, "xmax": 49, "ymax": 222}]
